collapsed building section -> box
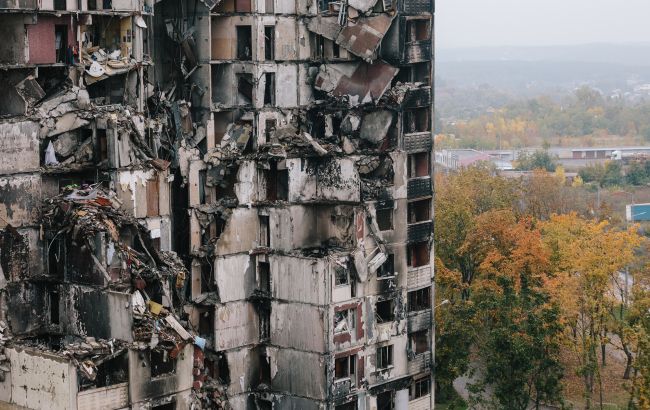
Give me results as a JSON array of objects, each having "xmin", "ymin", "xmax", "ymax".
[{"xmin": 0, "ymin": 0, "xmax": 434, "ymax": 409}]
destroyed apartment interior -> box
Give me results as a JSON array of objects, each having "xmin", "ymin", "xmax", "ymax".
[{"xmin": 0, "ymin": 0, "xmax": 434, "ymax": 409}]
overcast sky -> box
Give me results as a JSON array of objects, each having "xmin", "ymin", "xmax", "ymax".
[{"xmin": 437, "ymin": 0, "xmax": 650, "ymax": 49}]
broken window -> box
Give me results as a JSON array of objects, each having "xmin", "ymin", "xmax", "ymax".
[
  {"xmin": 150, "ymin": 349, "xmax": 175, "ymax": 377},
  {"xmin": 93, "ymin": 352, "xmax": 128, "ymax": 389},
  {"xmin": 408, "ymin": 287, "xmax": 431, "ymax": 312},
  {"xmin": 264, "ymin": 26, "xmax": 275, "ymax": 60},
  {"xmin": 236, "ymin": 26, "xmax": 252, "ymax": 60},
  {"xmin": 377, "ymin": 254, "xmax": 395, "ymax": 278},
  {"xmin": 147, "ymin": 174, "xmax": 160, "ymax": 217},
  {"xmin": 333, "ymin": 42, "xmax": 341, "ymax": 59},
  {"xmin": 264, "ymin": 161, "xmax": 288, "ymax": 201},
  {"xmin": 97, "ymin": 129, "xmax": 108, "ymax": 161},
  {"xmin": 407, "ymin": 242, "xmax": 429, "ymax": 268},
  {"xmin": 55, "ymin": 25, "xmax": 68, "ymax": 64},
  {"xmin": 49, "ymin": 290, "xmax": 59, "ymax": 325},
  {"xmin": 54, "ymin": 0, "xmax": 66, "ymax": 10},
  {"xmin": 376, "ymin": 207, "xmax": 393, "ymax": 231},
  {"xmin": 311, "ymin": 34, "xmax": 324, "ymax": 59},
  {"xmin": 258, "ymin": 261, "xmax": 271, "ymax": 293},
  {"xmin": 406, "ymin": 19, "xmax": 431, "ymax": 43},
  {"xmin": 259, "ymin": 215, "xmax": 270, "ymax": 247},
  {"xmin": 264, "ymin": 73, "xmax": 276, "ymax": 106},
  {"xmin": 335, "ymin": 266, "xmax": 349, "ymax": 286},
  {"xmin": 408, "ymin": 199, "xmax": 431, "ymax": 224},
  {"xmin": 199, "ymin": 310, "xmax": 214, "ymax": 338},
  {"xmin": 265, "ymin": 119, "xmax": 277, "ymax": 141},
  {"xmin": 258, "ymin": 350, "xmax": 271, "ymax": 386},
  {"xmin": 409, "ymin": 330, "xmax": 429, "ymax": 355},
  {"xmin": 407, "ymin": 152, "xmax": 431, "ymax": 178},
  {"xmin": 201, "ymin": 262, "xmax": 215, "ymax": 293},
  {"xmin": 236, "ymin": 73, "xmax": 253, "ymax": 105},
  {"xmin": 335, "ymin": 354, "xmax": 357, "ymax": 383},
  {"xmin": 336, "ymin": 402, "xmax": 357, "ymax": 410},
  {"xmin": 259, "ymin": 307, "xmax": 271, "ymax": 341},
  {"xmin": 152, "ymin": 403, "xmax": 175, "ymax": 410},
  {"xmin": 376, "ymin": 345, "xmax": 393, "ymax": 369},
  {"xmin": 410, "ymin": 376, "xmax": 431, "ymax": 400},
  {"xmin": 334, "ymin": 309, "xmax": 356, "ymax": 334},
  {"xmin": 88, "ymin": 0, "xmax": 97, "ymax": 9},
  {"xmin": 375, "ymin": 299, "xmax": 395, "ymax": 323},
  {"xmin": 404, "ymin": 108, "xmax": 430, "ymax": 134},
  {"xmin": 412, "ymin": 62, "xmax": 431, "ymax": 84},
  {"xmin": 377, "ymin": 390, "xmax": 395, "ymax": 410}
]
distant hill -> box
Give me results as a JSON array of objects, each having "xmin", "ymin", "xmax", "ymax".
[
  {"xmin": 436, "ymin": 44, "xmax": 650, "ymax": 97},
  {"xmin": 437, "ymin": 43, "xmax": 650, "ymax": 65}
]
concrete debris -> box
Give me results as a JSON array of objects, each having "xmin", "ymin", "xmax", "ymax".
[{"xmin": 314, "ymin": 61, "xmax": 400, "ymax": 106}]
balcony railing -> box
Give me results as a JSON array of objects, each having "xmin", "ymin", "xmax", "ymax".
[
  {"xmin": 332, "ymin": 378, "xmax": 352, "ymax": 398},
  {"xmin": 408, "ymin": 221, "xmax": 432, "ymax": 243},
  {"xmin": 407, "ymin": 309, "xmax": 431, "ymax": 332},
  {"xmin": 407, "ymin": 265, "xmax": 431, "ymax": 288},
  {"xmin": 399, "ymin": 0, "xmax": 433, "ymax": 14},
  {"xmin": 407, "ymin": 177, "xmax": 432, "ymax": 199},
  {"xmin": 408, "ymin": 351, "xmax": 431, "ymax": 375},
  {"xmin": 404, "ymin": 132, "xmax": 432, "ymax": 153},
  {"xmin": 403, "ymin": 41, "xmax": 432, "ymax": 64}
]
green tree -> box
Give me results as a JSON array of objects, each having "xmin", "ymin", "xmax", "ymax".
[
  {"xmin": 602, "ymin": 161, "xmax": 624, "ymax": 186},
  {"xmin": 516, "ymin": 150, "xmax": 558, "ymax": 172},
  {"xmin": 626, "ymin": 162, "xmax": 647, "ymax": 186}
]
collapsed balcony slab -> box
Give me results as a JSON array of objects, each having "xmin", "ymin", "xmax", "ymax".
[{"xmin": 314, "ymin": 61, "xmax": 399, "ymax": 106}]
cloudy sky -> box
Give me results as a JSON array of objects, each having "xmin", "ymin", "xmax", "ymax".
[{"xmin": 436, "ymin": 0, "xmax": 650, "ymax": 49}]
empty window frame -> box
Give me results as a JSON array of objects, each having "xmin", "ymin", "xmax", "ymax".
[
  {"xmin": 54, "ymin": 0, "xmax": 66, "ymax": 10},
  {"xmin": 377, "ymin": 254, "xmax": 395, "ymax": 278},
  {"xmin": 264, "ymin": 72, "xmax": 275, "ymax": 106},
  {"xmin": 335, "ymin": 266, "xmax": 349, "ymax": 286},
  {"xmin": 376, "ymin": 345, "xmax": 393, "ymax": 369},
  {"xmin": 335, "ymin": 401, "xmax": 357, "ymax": 410},
  {"xmin": 55, "ymin": 25, "xmax": 68, "ymax": 63},
  {"xmin": 375, "ymin": 299, "xmax": 395, "ymax": 323},
  {"xmin": 408, "ymin": 199, "xmax": 431, "ymax": 224},
  {"xmin": 406, "ymin": 19, "xmax": 430, "ymax": 43},
  {"xmin": 410, "ymin": 376, "xmax": 431, "ymax": 400},
  {"xmin": 264, "ymin": 26, "xmax": 275, "ymax": 60},
  {"xmin": 408, "ymin": 287, "xmax": 431, "ymax": 312},
  {"xmin": 334, "ymin": 308, "xmax": 356, "ymax": 334},
  {"xmin": 407, "ymin": 152, "xmax": 431, "ymax": 178},
  {"xmin": 377, "ymin": 390, "xmax": 395, "ymax": 410},
  {"xmin": 334, "ymin": 354, "xmax": 357, "ymax": 381},
  {"xmin": 376, "ymin": 207, "xmax": 393, "ymax": 231},
  {"xmin": 407, "ymin": 242, "xmax": 430, "ymax": 268},
  {"xmin": 265, "ymin": 119, "xmax": 277, "ymax": 141},
  {"xmin": 403, "ymin": 108, "xmax": 430, "ymax": 134},
  {"xmin": 258, "ymin": 261, "xmax": 271, "ymax": 293},
  {"xmin": 409, "ymin": 330, "xmax": 429, "ymax": 355},
  {"xmin": 236, "ymin": 26, "xmax": 252, "ymax": 60},
  {"xmin": 264, "ymin": 160, "xmax": 288, "ymax": 201},
  {"xmin": 259, "ymin": 215, "xmax": 270, "ymax": 247},
  {"xmin": 150, "ymin": 350, "xmax": 175, "ymax": 377},
  {"xmin": 236, "ymin": 73, "xmax": 254, "ymax": 104}
]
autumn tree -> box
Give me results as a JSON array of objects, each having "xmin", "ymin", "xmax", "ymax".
[
  {"xmin": 463, "ymin": 210, "xmax": 565, "ymax": 409},
  {"xmin": 542, "ymin": 214, "xmax": 642, "ymax": 409}
]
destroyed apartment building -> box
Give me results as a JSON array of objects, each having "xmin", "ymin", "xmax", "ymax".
[{"xmin": 0, "ymin": 0, "xmax": 434, "ymax": 409}]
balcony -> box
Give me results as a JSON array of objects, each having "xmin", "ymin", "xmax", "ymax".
[
  {"xmin": 407, "ymin": 177, "xmax": 432, "ymax": 200},
  {"xmin": 407, "ymin": 265, "xmax": 431, "ymax": 289},
  {"xmin": 407, "ymin": 309, "xmax": 431, "ymax": 332},
  {"xmin": 401, "ymin": 87, "xmax": 431, "ymax": 109},
  {"xmin": 408, "ymin": 221, "xmax": 432, "ymax": 243},
  {"xmin": 408, "ymin": 351, "xmax": 431, "ymax": 375}
]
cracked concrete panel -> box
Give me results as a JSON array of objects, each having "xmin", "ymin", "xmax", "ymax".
[
  {"xmin": 0, "ymin": 174, "xmax": 41, "ymax": 228},
  {"xmin": 270, "ymin": 302, "xmax": 326, "ymax": 353},
  {"xmin": 0, "ymin": 121, "xmax": 40, "ymax": 174},
  {"xmin": 269, "ymin": 255, "xmax": 329, "ymax": 305},
  {"xmin": 214, "ymin": 208, "xmax": 259, "ymax": 255},
  {"xmin": 266, "ymin": 346, "xmax": 327, "ymax": 400},
  {"xmin": 315, "ymin": 61, "xmax": 399, "ymax": 106},
  {"xmin": 336, "ymin": 14, "xmax": 395, "ymax": 61},
  {"xmin": 215, "ymin": 301, "xmax": 259, "ymax": 350},
  {"xmin": 215, "ymin": 254, "xmax": 255, "ymax": 303},
  {"xmin": 360, "ymin": 110, "xmax": 394, "ymax": 145}
]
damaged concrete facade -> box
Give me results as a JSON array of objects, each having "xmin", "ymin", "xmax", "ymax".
[{"xmin": 0, "ymin": 0, "xmax": 433, "ymax": 409}]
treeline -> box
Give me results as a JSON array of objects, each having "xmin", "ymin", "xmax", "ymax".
[
  {"xmin": 440, "ymin": 87, "xmax": 650, "ymax": 149},
  {"xmin": 435, "ymin": 166, "xmax": 650, "ymax": 409}
]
